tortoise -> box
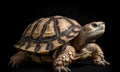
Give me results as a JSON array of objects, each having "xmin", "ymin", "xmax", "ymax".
[{"xmin": 9, "ymin": 15, "xmax": 109, "ymax": 72}]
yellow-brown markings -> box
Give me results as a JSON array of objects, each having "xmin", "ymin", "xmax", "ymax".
[
  {"xmin": 14, "ymin": 44, "xmax": 20, "ymax": 49},
  {"xmin": 32, "ymin": 18, "xmax": 50, "ymax": 39},
  {"xmin": 22, "ymin": 24, "xmax": 32, "ymax": 36},
  {"xmin": 37, "ymin": 43, "xmax": 48, "ymax": 53},
  {"xmin": 26, "ymin": 42, "xmax": 37, "ymax": 52},
  {"xmin": 52, "ymin": 40, "xmax": 62, "ymax": 50},
  {"xmin": 25, "ymin": 21, "xmax": 38, "ymax": 37},
  {"xmin": 43, "ymin": 21, "xmax": 55, "ymax": 38},
  {"xmin": 60, "ymin": 36, "xmax": 73, "ymax": 42},
  {"xmin": 58, "ymin": 19, "xmax": 71, "ymax": 33},
  {"xmin": 69, "ymin": 32, "xmax": 78, "ymax": 37},
  {"xmin": 74, "ymin": 27, "xmax": 81, "ymax": 32},
  {"xmin": 20, "ymin": 42, "xmax": 28, "ymax": 50},
  {"xmin": 69, "ymin": 19, "xmax": 81, "ymax": 26}
]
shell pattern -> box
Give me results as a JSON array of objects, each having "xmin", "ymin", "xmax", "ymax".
[{"xmin": 14, "ymin": 15, "xmax": 81, "ymax": 54}]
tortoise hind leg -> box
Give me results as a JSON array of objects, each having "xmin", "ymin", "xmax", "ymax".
[
  {"xmin": 85, "ymin": 43, "xmax": 110, "ymax": 66},
  {"xmin": 9, "ymin": 51, "xmax": 30, "ymax": 67},
  {"xmin": 53, "ymin": 45, "xmax": 77, "ymax": 72}
]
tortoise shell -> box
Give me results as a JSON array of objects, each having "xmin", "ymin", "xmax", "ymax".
[{"xmin": 14, "ymin": 15, "xmax": 81, "ymax": 54}]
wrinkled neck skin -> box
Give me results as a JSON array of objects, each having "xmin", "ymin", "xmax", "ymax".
[{"xmin": 70, "ymin": 30, "xmax": 87, "ymax": 52}]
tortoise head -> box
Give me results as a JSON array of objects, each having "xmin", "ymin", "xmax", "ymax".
[{"xmin": 82, "ymin": 21, "xmax": 105, "ymax": 42}]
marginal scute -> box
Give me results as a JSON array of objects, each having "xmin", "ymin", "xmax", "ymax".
[
  {"xmin": 60, "ymin": 36, "xmax": 73, "ymax": 42},
  {"xmin": 20, "ymin": 42, "xmax": 29, "ymax": 50},
  {"xmin": 69, "ymin": 32, "xmax": 78, "ymax": 37},
  {"xmin": 27, "ymin": 44, "xmax": 36, "ymax": 52},
  {"xmin": 52, "ymin": 40, "xmax": 62, "ymax": 50},
  {"xmin": 38, "ymin": 43, "xmax": 47, "ymax": 51}
]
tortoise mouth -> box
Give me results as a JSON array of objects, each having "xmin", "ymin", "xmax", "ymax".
[
  {"xmin": 87, "ymin": 28, "xmax": 105, "ymax": 35},
  {"xmin": 85, "ymin": 29, "xmax": 105, "ymax": 42}
]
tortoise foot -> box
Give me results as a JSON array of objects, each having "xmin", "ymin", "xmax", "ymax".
[
  {"xmin": 93, "ymin": 53, "xmax": 110, "ymax": 66},
  {"xmin": 94, "ymin": 59, "xmax": 110, "ymax": 66},
  {"xmin": 8, "ymin": 51, "xmax": 29, "ymax": 68}
]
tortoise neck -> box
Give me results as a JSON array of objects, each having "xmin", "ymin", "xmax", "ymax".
[{"xmin": 71, "ymin": 30, "xmax": 87, "ymax": 51}]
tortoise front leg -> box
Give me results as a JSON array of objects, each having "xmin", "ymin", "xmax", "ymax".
[
  {"xmin": 9, "ymin": 51, "xmax": 30, "ymax": 67},
  {"xmin": 53, "ymin": 45, "xmax": 78, "ymax": 72},
  {"xmin": 84, "ymin": 43, "xmax": 110, "ymax": 66}
]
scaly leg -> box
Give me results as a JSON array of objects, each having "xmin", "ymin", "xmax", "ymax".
[
  {"xmin": 9, "ymin": 51, "xmax": 30, "ymax": 67},
  {"xmin": 84, "ymin": 43, "xmax": 110, "ymax": 66},
  {"xmin": 53, "ymin": 45, "xmax": 78, "ymax": 72}
]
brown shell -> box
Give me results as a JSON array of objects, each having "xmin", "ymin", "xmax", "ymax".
[{"xmin": 14, "ymin": 15, "xmax": 81, "ymax": 54}]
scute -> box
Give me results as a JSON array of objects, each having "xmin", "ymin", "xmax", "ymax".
[{"xmin": 14, "ymin": 15, "xmax": 81, "ymax": 54}]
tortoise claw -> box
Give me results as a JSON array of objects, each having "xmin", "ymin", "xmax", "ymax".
[
  {"xmin": 8, "ymin": 60, "xmax": 12, "ymax": 65},
  {"xmin": 8, "ymin": 60, "xmax": 22, "ymax": 72},
  {"xmin": 94, "ymin": 60, "xmax": 110, "ymax": 66},
  {"xmin": 8, "ymin": 60, "xmax": 19, "ymax": 68},
  {"xmin": 54, "ymin": 66, "xmax": 71, "ymax": 72},
  {"xmin": 105, "ymin": 61, "xmax": 110, "ymax": 65},
  {"xmin": 102, "ymin": 60, "xmax": 110, "ymax": 66},
  {"xmin": 66, "ymin": 67, "xmax": 71, "ymax": 72}
]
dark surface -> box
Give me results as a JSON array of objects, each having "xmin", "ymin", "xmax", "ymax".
[
  {"xmin": 1, "ymin": 1, "xmax": 113, "ymax": 72},
  {"xmin": 7, "ymin": 59, "xmax": 111, "ymax": 72}
]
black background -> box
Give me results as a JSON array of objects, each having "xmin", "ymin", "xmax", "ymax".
[{"xmin": 1, "ymin": 0, "xmax": 114, "ymax": 72}]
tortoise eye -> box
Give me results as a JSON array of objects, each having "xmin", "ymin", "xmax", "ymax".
[{"xmin": 91, "ymin": 23, "xmax": 98, "ymax": 28}]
